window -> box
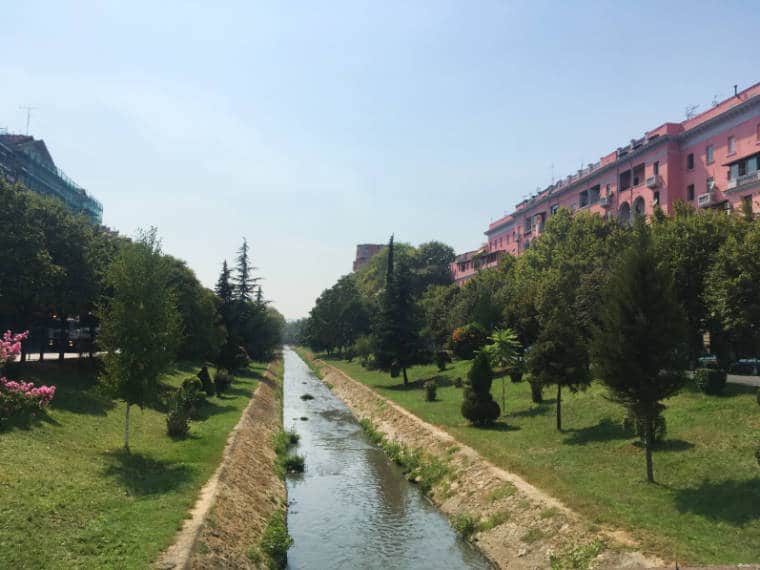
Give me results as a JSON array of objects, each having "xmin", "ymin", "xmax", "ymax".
[
  {"xmin": 706, "ymin": 145, "xmax": 714, "ymax": 164},
  {"xmin": 653, "ymin": 161, "xmax": 660, "ymax": 175},
  {"xmin": 589, "ymin": 185, "xmax": 600, "ymax": 204},
  {"xmin": 620, "ymin": 170, "xmax": 632, "ymax": 190},
  {"xmin": 579, "ymin": 190, "xmax": 589, "ymax": 207},
  {"xmin": 687, "ymin": 153, "xmax": 694, "ymax": 170},
  {"xmin": 728, "ymin": 136, "xmax": 736, "ymax": 154},
  {"xmin": 605, "ymin": 183, "xmax": 611, "ymax": 195},
  {"xmin": 550, "ymin": 204, "xmax": 559, "ymax": 216},
  {"xmin": 524, "ymin": 217, "xmax": 532, "ymax": 234},
  {"xmin": 707, "ymin": 176, "xmax": 714, "ymax": 192},
  {"xmin": 632, "ymin": 163, "xmax": 645, "ymax": 186},
  {"xmin": 653, "ymin": 191, "xmax": 660, "ymax": 206},
  {"xmin": 687, "ymin": 184, "xmax": 695, "ymax": 201}
]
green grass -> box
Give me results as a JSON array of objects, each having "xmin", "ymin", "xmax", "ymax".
[
  {"xmin": 0, "ymin": 358, "xmax": 266, "ymax": 568},
  {"xmin": 310, "ymin": 352, "xmax": 760, "ymax": 564}
]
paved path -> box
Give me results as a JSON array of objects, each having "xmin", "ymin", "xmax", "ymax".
[{"xmin": 727, "ymin": 373, "xmax": 760, "ymax": 387}]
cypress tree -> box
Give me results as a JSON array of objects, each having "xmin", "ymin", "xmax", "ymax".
[{"xmin": 591, "ymin": 220, "xmax": 687, "ymax": 483}]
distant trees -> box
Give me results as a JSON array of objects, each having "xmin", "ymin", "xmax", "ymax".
[
  {"xmin": 98, "ymin": 229, "xmax": 181, "ymax": 452},
  {"xmin": 592, "ymin": 221, "xmax": 688, "ymax": 483},
  {"xmin": 303, "ymin": 276, "xmax": 370, "ymax": 355}
]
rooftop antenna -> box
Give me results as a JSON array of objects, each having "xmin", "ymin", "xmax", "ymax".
[
  {"xmin": 550, "ymin": 162, "xmax": 555, "ymax": 184},
  {"xmin": 734, "ymin": 84, "xmax": 738, "ymax": 97},
  {"xmin": 19, "ymin": 105, "xmax": 37, "ymax": 135},
  {"xmin": 685, "ymin": 104, "xmax": 699, "ymax": 120}
]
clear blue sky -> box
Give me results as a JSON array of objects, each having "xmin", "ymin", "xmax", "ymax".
[{"xmin": 1, "ymin": 1, "xmax": 756, "ymax": 319}]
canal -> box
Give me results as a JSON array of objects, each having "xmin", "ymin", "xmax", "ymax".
[{"xmin": 283, "ymin": 348, "xmax": 492, "ymax": 569}]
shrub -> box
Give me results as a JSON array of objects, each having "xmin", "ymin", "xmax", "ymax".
[
  {"xmin": 453, "ymin": 513, "xmax": 478, "ymax": 538},
  {"xmin": 197, "ymin": 366, "xmax": 215, "ymax": 396},
  {"xmin": 281, "ymin": 455, "xmax": 305, "ymax": 473},
  {"xmin": 694, "ymin": 367, "xmax": 727, "ymax": 395},
  {"xmin": 260, "ymin": 511, "xmax": 293, "ymax": 569},
  {"xmin": 461, "ymin": 353, "xmax": 500, "ymax": 425},
  {"xmin": 179, "ymin": 377, "xmax": 205, "ymax": 418},
  {"xmin": 424, "ymin": 379, "xmax": 437, "ymax": 401},
  {"xmin": 166, "ymin": 396, "xmax": 190, "ymax": 438},
  {"xmin": 214, "ymin": 369, "xmax": 234, "ymax": 395},
  {"xmin": 451, "ymin": 323, "xmax": 488, "ymax": 360},
  {"xmin": 0, "ymin": 377, "xmax": 56, "ymax": 428}
]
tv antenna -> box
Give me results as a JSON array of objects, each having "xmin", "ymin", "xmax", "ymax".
[
  {"xmin": 19, "ymin": 105, "xmax": 38, "ymax": 135},
  {"xmin": 684, "ymin": 104, "xmax": 699, "ymax": 120}
]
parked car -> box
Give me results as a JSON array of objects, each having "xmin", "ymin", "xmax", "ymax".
[
  {"xmin": 729, "ymin": 358, "xmax": 760, "ymax": 375},
  {"xmin": 696, "ymin": 354, "xmax": 718, "ymax": 369}
]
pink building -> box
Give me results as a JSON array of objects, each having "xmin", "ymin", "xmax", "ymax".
[{"xmin": 453, "ymin": 82, "xmax": 760, "ymax": 284}]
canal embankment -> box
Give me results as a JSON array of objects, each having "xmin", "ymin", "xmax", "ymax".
[
  {"xmin": 300, "ymin": 350, "xmax": 663, "ymax": 570},
  {"xmin": 158, "ymin": 359, "xmax": 287, "ymax": 569}
]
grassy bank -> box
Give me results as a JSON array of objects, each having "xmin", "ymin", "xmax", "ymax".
[
  {"xmin": 301, "ymin": 349, "xmax": 760, "ymax": 564},
  {"xmin": 0, "ymin": 358, "xmax": 266, "ymax": 568}
]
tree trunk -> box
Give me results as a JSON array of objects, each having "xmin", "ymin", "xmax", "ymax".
[
  {"xmin": 644, "ymin": 416, "xmax": 654, "ymax": 483},
  {"xmin": 124, "ymin": 404, "xmax": 131, "ymax": 453},
  {"xmin": 501, "ymin": 377, "xmax": 506, "ymax": 417},
  {"xmin": 58, "ymin": 314, "xmax": 66, "ymax": 361},
  {"xmin": 530, "ymin": 381, "xmax": 543, "ymax": 404},
  {"xmin": 402, "ymin": 367, "xmax": 408, "ymax": 386},
  {"xmin": 556, "ymin": 385, "xmax": 562, "ymax": 431}
]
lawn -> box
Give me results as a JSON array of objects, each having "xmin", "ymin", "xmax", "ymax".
[
  {"xmin": 0, "ymin": 358, "xmax": 265, "ymax": 568},
  {"xmin": 308, "ymin": 351, "xmax": 760, "ymax": 564}
]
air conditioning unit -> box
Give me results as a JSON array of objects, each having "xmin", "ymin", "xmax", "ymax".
[
  {"xmin": 600, "ymin": 195, "xmax": 612, "ymax": 208},
  {"xmin": 646, "ymin": 175, "xmax": 661, "ymax": 189},
  {"xmin": 697, "ymin": 192, "xmax": 715, "ymax": 208}
]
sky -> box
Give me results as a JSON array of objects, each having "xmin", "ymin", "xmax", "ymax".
[{"xmin": 1, "ymin": 1, "xmax": 757, "ymax": 319}]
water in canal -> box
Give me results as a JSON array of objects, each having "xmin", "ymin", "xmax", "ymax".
[{"xmin": 283, "ymin": 348, "xmax": 491, "ymax": 570}]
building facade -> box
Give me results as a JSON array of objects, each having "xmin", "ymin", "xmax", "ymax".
[
  {"xmin": 0, "ymin": 134, "xmax": 102, "ymax": 224},
  {"xmin": 353, "ymin": 243, "xmax": 384, "ymax": 272},
  {"xmin": 453, "ymin": 82, "xmax": 760, "ymax": 284}
]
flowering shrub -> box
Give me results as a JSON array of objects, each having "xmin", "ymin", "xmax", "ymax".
[
  {"xmin": 0, "ymin": 330, "xmax": 56, "ymax": 427},
  {"xmin": 451, "ymin": 323, "xmax": 488, "ymax": 360}
]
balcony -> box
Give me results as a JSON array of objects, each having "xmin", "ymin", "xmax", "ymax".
[
  {"xmin": 697, "ymin": 192, "xmax": 716, "ymax": 208},
  {"xmin": 646, "ymin": 175, "xmax": 662, "ymax": 189},
  {"xmin": 726, "ymin": 170, "xmax": 760, "ymax": 192}
]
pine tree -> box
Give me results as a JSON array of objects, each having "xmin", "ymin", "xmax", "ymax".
[
  {"xmin": 215, "ymin": 260, "xmax": 234, "ymax": 306},
  {"xmin": 591, "ymin": 220, "xmax": 687, "ymax": 483},
  {"xmin": 233, "ymin": 238, "xmax": 259, "ymax": 302}
]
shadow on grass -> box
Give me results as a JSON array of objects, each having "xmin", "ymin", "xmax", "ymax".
[
  {"xmin": 563, "ymin": 417, "xmax": 630, "ymax": 445},
  {"xmin": 674, "ymin": 478, "xmax": 760, "ymax": 525},
  {"xmin": 510, "ymin": 405, "xmax": 551, "ymax": 419},
  {"xmin": 101, "ymin": 450, "xmax": 193, "ymax": 496},
  {"xmin": 194, "ymin": 400, "xmax": 237, "ymax": 420},
  {"xmin": 631, "ymin": 438, "xmax": 695, "ymax": 452},
  {"xmin": 479, "ymin": 420, "xmax": 521, "ymax": 432}
]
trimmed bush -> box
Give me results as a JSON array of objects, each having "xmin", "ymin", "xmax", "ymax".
[
  {"xmin": 461, "ymin": 353, "xmax": 500, "ymax": 425},
  {"xmin": 435, "ymin": 351, "xmax": 450, "ymax": 372},
  {"xmin": 197, "ymin": 366, "xmax": 215, "ymax": 397},
  {"xmin": 694, "ymin": 367, "xmax": 727, "ymax": 395},
  {"xmin": 214, "ymin": 369, "xmax": 234, "ymax": 395},
  {"xmin": 451, "ymin": 323, "xmax": 488, "ymax": 360},
  {"xmin": 424, "ymin": 379, "xmax": 437, "ymax": 401}
]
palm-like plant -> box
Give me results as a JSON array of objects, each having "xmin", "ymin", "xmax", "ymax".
[{"xmin": 483, "ymin": 328, "xmax": 521, "ymax": 415}]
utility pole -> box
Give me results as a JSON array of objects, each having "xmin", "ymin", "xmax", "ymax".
[{"xmin": 19, "ymin": 105, "xmax": 38, "ymax": 135}]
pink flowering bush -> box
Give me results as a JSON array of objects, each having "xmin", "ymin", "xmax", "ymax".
[{"xmin": 0, "ymin": 330, "xmax": 56, "ymax": 427}]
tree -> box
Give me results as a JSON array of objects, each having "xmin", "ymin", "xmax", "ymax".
[
  {"xmin": 526, "ymin": 286, "xmax": 590, "ymax": 431},
  {"xmin": 233, "ymin": 238, "xmax": 259, "ymax": 302},
  {"xmin": 483, "ymin": 328, "xmax": 521, "ymax": 415},
  {"xmin": 591, "ymin": 221, "xmax": 687, "ymax": 483},
  {"xmin": 461, "ymin": 352, "xmax": 500, "ymax": 425},
  {"xmin": 705, "ymin": 221, "xmax": 760, "ymax": 359},
  {"xmin": 373, "ymin": 237, "xmax": 428, "ymax": 385},
  {"xmin": 98, "ymin": 229, "xmax": 181, "ymax": 452}
]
